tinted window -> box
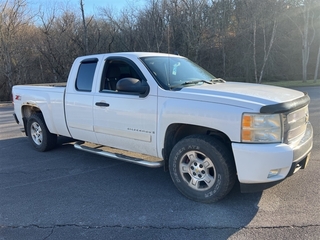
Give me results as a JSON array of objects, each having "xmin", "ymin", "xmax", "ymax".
[
  {"xmin": 101, "ymin": 59, "xmax": 142, "ymax": 91},
  {"xmin": 76, "ymin": 61, "xmax": 97, "ymax": 91}
]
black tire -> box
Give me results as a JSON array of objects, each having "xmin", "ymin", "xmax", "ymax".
[
  {"xmin": 27, "ymin": 113, "xmax": 57, "ymax": 152},
  {"xmin": 169, "ymin": 135, "xmax": 236, "ymax": 203}
]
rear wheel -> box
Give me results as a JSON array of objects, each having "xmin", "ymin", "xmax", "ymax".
[
  {"xmin": 27, "ymin": 113, "xmax": 57, "ymax": 152},
  {"xmin": 169, "ymin": 135, "xmax": 236, "ymax": 203}
]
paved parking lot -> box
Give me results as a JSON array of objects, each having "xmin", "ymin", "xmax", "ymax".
[{"xmin": 0, "ymin": 87, "xmax": 319, "ymax": 239}]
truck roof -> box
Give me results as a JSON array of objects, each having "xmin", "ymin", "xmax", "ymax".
[{"xmin": 77, "ymin": 52, "xmax": 183, "ymax": 60}]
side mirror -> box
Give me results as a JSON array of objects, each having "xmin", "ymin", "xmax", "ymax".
[{"xmin": 116, "ymin": 78, "xmax": 149, "ymax": 96}]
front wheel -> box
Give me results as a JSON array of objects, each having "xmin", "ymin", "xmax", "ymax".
[
  {"xmin": 27, "ymin": 113, "xmax": 57, "ymax": 152},
  {"xmin": 169, "ymin": 135, "xmax": 236, "ymax": 203}
]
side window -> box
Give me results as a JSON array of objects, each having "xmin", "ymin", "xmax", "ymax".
[
  {"xmin": 101, "ymin": 59, "xmax": 141, "ymax": 92},
  {"xmin": 76, "ymin": 59, "xmax": 97, "ymax": 92}
]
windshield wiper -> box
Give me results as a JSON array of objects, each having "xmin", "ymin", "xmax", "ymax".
[
  {"xmin": 211, "ymin": 78, "xmax": 226, "ymax": 83},
  {"xmin": 170, "ymin": 79, "xmax": 212, "ymax": 89},
  {"xmin": 170, "ymin": 78, "xmax": 226, "ymax": 89},
  {"xmin": 185, "ymin": 79, "xmax": 213, "ymax": 85}
]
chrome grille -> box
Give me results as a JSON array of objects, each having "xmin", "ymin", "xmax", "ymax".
[{"xmin": 283, "ymin": 106, "xmax": 309, "ymax": 146}]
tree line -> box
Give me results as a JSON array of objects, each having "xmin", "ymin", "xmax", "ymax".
[{"xmin": 0, "ymin": 0, "xmax": 319, "ymax": 101}]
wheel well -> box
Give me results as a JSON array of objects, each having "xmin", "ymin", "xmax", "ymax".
[
  {"xmin": 162, "ymin": 124, "xmax": 232, "ymax": 170},
  {"xmin": 21, "ymin": 105, "xmax": 42, "ymax": 136}
]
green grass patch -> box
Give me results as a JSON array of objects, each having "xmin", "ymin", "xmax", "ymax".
[{"xmin": 264, "ymin": 80, "xmax": 320, "ymax": 88}]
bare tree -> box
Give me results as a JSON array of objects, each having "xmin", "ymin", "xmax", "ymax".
[
  {"xmin": 286, "ymin": 0, "xmax": 317, "ymax": 82},
  {"xmin": 256, "ymin": 19, "xmax": 278, "ymax": 84},
  {"xmin": 37, "ymin": 7, "xmax": 82, "ymax": 82},
  {"xmin": 136, "ymin": 0, "xmax": 167, "ymax": 52},
  {"xmin": 313, "ymin": 7, "xmax": 320, "ymax": 82},
  {"xmin": 80, "ymin": 0, "xmax": 94, "ymax": 55},
  {"xmin": 100, "ymin": 5, "xmax": 142, "ymax": 51},
  {"xmin": 301, "ymin": 0, "xmax": 316, "ymax": 82},
  {"xmin": 213, "ymin": 0, "xmax": 235, "ymax": 78},
  {"xmin": 243, "ymin": 0, "xmax": 280, "ymax": 83},
  {"xmin": 0, "ymin": 0, "xmax": 319, "ymax": 101},
  {"xmin": 314, "ymin": 44, "xmax": 320, "ymax": 81},
  {"xmin": 314, "ymin": 38, "xmax": 320, "ymax": 81},
  {"xmin": 178, "ymin": 0, "xmax": 211, "ymax": 61},
  {"xmin": 0, "ymin": 0, "xmax": 33, "ymax": 99}
]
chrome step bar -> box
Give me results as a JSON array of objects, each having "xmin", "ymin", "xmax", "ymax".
[{"xmin": 74, "ymin": 142, "xmax": 164, "ymax": 168}]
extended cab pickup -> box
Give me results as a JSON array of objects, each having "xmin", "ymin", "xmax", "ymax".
[{"xmin": 12, "ymin": 52, "xmax": 313, "ymax": 203}]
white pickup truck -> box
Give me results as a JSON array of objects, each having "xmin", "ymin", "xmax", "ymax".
[{"xmin": 12, "ymin": 52, "xmax": 313, "ymax": 203}]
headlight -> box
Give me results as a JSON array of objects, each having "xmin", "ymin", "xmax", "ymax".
[{"xmin": 241, "ymin": 113, "xmax": 282, "ymax": 143}]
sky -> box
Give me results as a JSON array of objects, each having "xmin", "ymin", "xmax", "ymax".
[{"xmin": 29, "ymin": 0, "xmax": 146, "ymax": 16}]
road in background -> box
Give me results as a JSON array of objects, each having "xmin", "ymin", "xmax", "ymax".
[{"xmin": 0, "ymin": 87, "xmax": 319, "ymax": 239}]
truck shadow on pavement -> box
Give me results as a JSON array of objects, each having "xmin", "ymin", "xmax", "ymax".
[{"xmin": 0, "ymin": 136, "xmax": 262, "ymax": 239}]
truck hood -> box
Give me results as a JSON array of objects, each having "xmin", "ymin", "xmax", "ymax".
[{"xmin": 176, "ymin": 82, "xmax": 305, "ymax": 111}]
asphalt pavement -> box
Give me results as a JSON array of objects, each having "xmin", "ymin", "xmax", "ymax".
[{"xmin": 0, "ymin": 86, "xmax": 319, "ymax": 239}]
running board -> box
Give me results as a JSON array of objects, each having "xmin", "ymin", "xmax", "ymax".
[{"xmin": 74, "ymin": 142, "xmax": 164, "ymax": 168}]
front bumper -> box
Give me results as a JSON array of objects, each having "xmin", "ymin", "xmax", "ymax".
[{"xmin": 232, "ymin": 122, "xmax": 313, "ymax": 192}]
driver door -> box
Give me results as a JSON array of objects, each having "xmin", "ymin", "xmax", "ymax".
[{"xmin": 93, "ymin": 57, "xmax": 158, "ymax": 156}]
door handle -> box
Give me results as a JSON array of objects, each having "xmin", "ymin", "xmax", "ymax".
[{"xmin": 95, "ymin": 102, "xmax": 110, "ymax": 107}]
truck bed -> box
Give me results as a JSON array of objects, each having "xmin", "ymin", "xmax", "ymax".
[
  {"xmin": 28, "ymin": 82, "xmax": 67, "ymax": 87},
  {"xmin": 12, "ymin": 84, "xmax": 70, "ymax": 137}
]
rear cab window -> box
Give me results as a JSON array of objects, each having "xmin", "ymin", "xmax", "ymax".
[{"xmin": 75, "ymin": 58, "xmax": 98, "ymax": 92}]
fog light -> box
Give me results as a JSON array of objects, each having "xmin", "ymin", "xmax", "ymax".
[{"xmin": 268, "ymin": 169, "xmax": 281, "ymax": 178}]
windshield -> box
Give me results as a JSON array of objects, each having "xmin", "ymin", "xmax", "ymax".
[{"xmin": 141, "ymin": 56, "xmax": 216, "ymax": 89}]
